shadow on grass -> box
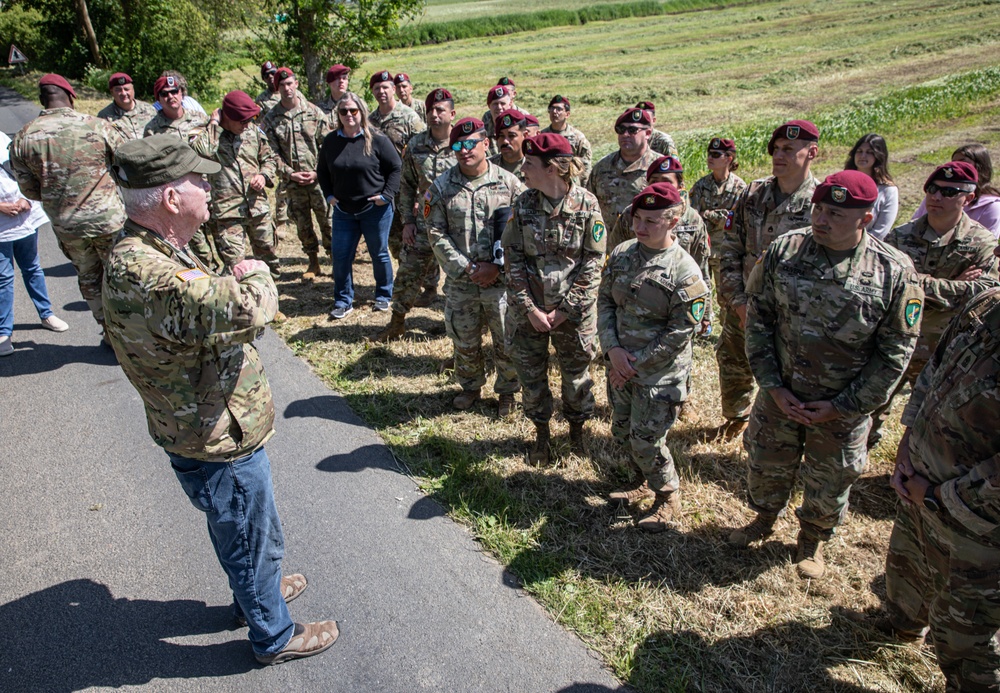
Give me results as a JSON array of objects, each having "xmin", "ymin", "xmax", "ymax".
[{"xmin": 849, "ymin": 473, "xmax": 898, "ymax": 522}]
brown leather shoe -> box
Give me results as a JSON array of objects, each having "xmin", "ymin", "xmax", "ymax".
[
  {"xmin": 497, "ymin": 393, "xmax": 516, "ymax": 417},
  {"xmin": 453, "ymin": 388, "xmax": 481, "ymax": 410},
  {"xmin": 413, "ymin": 286, "xmax": 438, "ymax": 307},
  {"xmin": 254, "ymin": 620, "xmax": 339, "ymax": 665},
  {"xmin": 637, "ymin": 491, "xmax": 682, "ymax": 533}
]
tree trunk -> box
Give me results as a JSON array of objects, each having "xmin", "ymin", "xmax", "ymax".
[
  {"xmin": 75, "ymin": 0, "xmax": 104, "ymax": 67},
  {"xmin": 297, "ymin": 7, "xmax": 322, "ymax": 99}
]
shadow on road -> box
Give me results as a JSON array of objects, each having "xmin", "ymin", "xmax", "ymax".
[
  {"xmin": 0, "ymin": 579, "xmax": 255, "ymax": 692},
  {"xmin": 44, "ymin": 261, "xmax": 77, "ymax": 278},
  {"xmin": 283, "ymin": 394, "xmax": 356, "ymax": 423},
  {"xmin": 0, "ymin": 341, "xmax": 117, "ymax": 375}
]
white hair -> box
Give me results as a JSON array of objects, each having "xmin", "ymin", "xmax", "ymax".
[{"xmin": 119, "ymin": 182, "xmax": 171, "ymax": 215}]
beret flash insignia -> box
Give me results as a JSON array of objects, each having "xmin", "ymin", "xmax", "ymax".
[
  {"xmin": 499, "ymin": 77, "xmax": 510, "ymax": 85},
  {"xmin": 115, "ymin": 77, "xmax": 126, "ymax": 85},
  {"xmin": 631, "ymin": 110, "xmax": 642, "ymax": 122},
  {"xmin": 944, "ymin": 167, "xmax": 954, "ymax": 178},
  {"xmin": 502, "ymin": 115, "xmax": 512, "ymax": 127},
  {"xmin": 494, "ymin": 87, "xmax": 504, "ymax": 98},
  {"xmin": 786, "ymin": 125, "xmax": 800, "ymax": 139},
  {"xmin": 660, "ymin": 161, "xmax": 671, "ymax": 171},
  {"xmin": 435, "ymin": 89, "xmax": 444, "ymax": 100},
  {"xmin": 645, "ymin": 195, "xmax": 655, "ymax": 205},
  {"xmin": 525, "ymin": 142, "xmax": 534, "ymax": 153},
  {"xmin": 831, "ymin": 186, "xmax": 847, "ymax": 203},
  {"xmin": 711, "ymin": 138, "xmax": 721, "ymax": 149},
  {"xmin": 462, "ymin": 121, "xmax": 474, "ymax": 134},
  {"xmin": 381, "ymin": 71, "xmax": 389, "ymax": 81},
  {"xmin": 166, "ymin": 76, "xmax": 176, "ymax": 88}
]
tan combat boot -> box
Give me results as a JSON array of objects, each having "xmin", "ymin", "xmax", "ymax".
[
  {"xmin": 375, "ymin": 312, "xmax": 406, "ymax": 342},
  {"xmin": 609, "ymin": 472, "xmax": 655, "ymax": 505},
  {"xmin": 528, "ymin": 422, "xmax": 551, "ymax": 466},
  {"xmin": 728, "ymin": 513, "xmax": 777, "ymax": 547},
  {"xmin": 453, "ymin": 388, "xmax": 481, "ymax": 410},
  {"xmin": 413, "ymin": 286, "xmax": 438, "ymax": 307},
  {"xmin": 720, "ymin": 418, "xmax": 749, "ymax": 440},
  {"xmin": 636, "ymin": 491, "xmax": 682, "ymax": 533},
  {"xmin": 497, "ymin": 393, "xmax": 516, "ymax": 417},
  {"xmin": 302, "ymin": 253, "xmax": 321, "ymax": 280},
  {"xmin": 795, "ymin": 534, "xmax": 826, "ymax": 579},
  {"xmin": 568, "ymin": 421, "xmax": 586, "ymax": 455}
]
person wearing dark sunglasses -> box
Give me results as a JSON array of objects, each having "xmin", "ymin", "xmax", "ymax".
[
  {"xmin": 143, "ymin": 74, "xmax": 208, "ymax": 142},
  {"xmin": 868, "ymin": 160, "xmax": 1000, "ymax": 450},
  {"xmin": 586, "ymin": 107, "xmax": 660, "ymax": 238}
]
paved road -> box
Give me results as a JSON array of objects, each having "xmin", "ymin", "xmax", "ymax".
[{"xmin": 0, "ymin": 100, "xmax": 626, "ymax": 692}]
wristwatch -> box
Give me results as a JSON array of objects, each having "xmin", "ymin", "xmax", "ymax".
[{"xmin": 923, "ymin": 485, "xmax": 941, "ymax": 513}]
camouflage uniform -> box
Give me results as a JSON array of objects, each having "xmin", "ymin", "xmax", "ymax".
[
  {"xmin": 392, "ymin": 131, "xmax": 457, "ymax": 316},
  {"xmin": 885, "ymin": 287, "xmax": 1000, "ymax": 692},
  {"xmin": 541, "ymin": 124, "xmax": 593, "ymax": 184},
  {"xmin": 586, "ymin": 148, "xmax": 660, "ymax": 236},
  {"xmin": 102, "ymin": 219, "xmax": 277, "ymax": 460},
  {"xmin": 191, "ymin": 122, "xmax": 279, "ymax": 273},
  {"xmin": 401, "ymin": 98, "xmax": 426, "ymax": 124},
  {"xmin": 97, "ymin": 99, "xmax": 157, "ymax": 141},
  {"xmin": 598, "ymin": 240, "xmax": 709, "ymax": 492},
  {"xmin": 649, "ymin": 129, "xmax": 679, "ymax": 158},
  {"xmin": 262, "ymin": 99, "xmax": 332, "ymax": 256},
  {"xmin": 256, "ymin": 88, "xmax": 281, "ymax": 120},
  {"xmin": 502, "ymin": 185, "xmax": 606, "ymax": 424},
  {"xmin": 483, "ymin": 107, "xmax": 531, "ymax": 158},
  {"xmin": 869, "ymin": 213, "xmax": 1000, "ymax": 448},
  {"xmin": 488, "ymin": 153, "xmax": 525, "ymax": 182},
  {"xmin": 426, "ymin": 163, "xmax": 524, "ymax": 396},
  {"xmin": 260, "ymin": 88, "xmax": 307, "ymax": 237},
  {"xmin": 370, "ymin": 102, "xmax": 425, "ymax": 260},
  {"xmin": 689, "ymin": 171, "xmax": 747, "ymax": 288},
  {"xmin": 717, "ymin": 175, "xmax": 817, "ymax": 421},
  {"xmin": 9, "ymin": 107, "xmax": 126, "ymax": 325},
  {"xmin": 743, "ymin": 228, "xmax": 922, "ymax": 539}
]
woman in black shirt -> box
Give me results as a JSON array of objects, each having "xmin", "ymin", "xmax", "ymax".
[{"xmin": 317, "ymin": 92, "xmax": 401, "ymax": 319}]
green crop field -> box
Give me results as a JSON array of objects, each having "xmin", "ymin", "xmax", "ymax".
[{"xmin": 422, "ymin": 0, "xmax": 652, "ymax": 21}]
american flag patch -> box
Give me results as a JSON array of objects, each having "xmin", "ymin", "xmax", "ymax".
[{"xmin": 176, "ymin": 268, "xmax": 209, "ymax": 282}]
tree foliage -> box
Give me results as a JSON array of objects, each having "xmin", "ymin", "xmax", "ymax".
[{"xmin": 249, "ymin": 0, "xmax": 424, "ymax": 99}]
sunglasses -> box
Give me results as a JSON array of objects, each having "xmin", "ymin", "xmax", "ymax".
[
  {"xmin": 615, "ymin": 125, "xmax": 647, "ymax": 136},
  {"xmin": 338, "ymin": 108, "xmax": 359, "ymax": 116},
  {"xmin": 926, "ymin": 183, "xmax": 972, "ymax": 198},
  {"xmin": 451, "ymin": 138, "xmax": 483, "ymax": 152},
  {"xmin": 159, "ymin": 89, "xmax": 180, "ymax": 97},
  {"xmin": 707, "ymin": 150, "xmax": 728, "ymax": 159},
  {"xmin": 240, "ymin": 116, "xmax": 256, "ymax": 125}
]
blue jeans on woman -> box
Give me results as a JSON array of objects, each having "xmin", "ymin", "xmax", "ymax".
[
  {"xmin": 330, "ymin": 202, "xmax": 393, "ymax": 310},
  {"xmin": 1, "ymin": 231, "xmax": 54, "ymax": 337},
  {"xmin": 168, "ymin": 447, "xmax": 295, "ymax": 657}
]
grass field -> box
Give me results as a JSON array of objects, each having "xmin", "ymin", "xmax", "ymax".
[
  {"xmin": 422, "ymin": 0, "xmax": 658, "ymax": 21},
  {"xmin": 264, "ymin": 0, "xmax": 1000, "ymax": 690}
]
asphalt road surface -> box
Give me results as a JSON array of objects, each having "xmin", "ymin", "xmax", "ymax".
[{"xmin": 0, "ymin": 97, "xmax": 626, "ymax": 693}]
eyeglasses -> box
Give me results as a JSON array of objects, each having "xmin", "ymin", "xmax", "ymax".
[
  {"xmin": 926, "ymin": 183, "xmax": 972, "ymax": 198},
  {"xmin": 159, "ymin": 89, "xmax": 180, "ymax": 97},
  {"xmin": 451, "ymin": 138, "xmax": 483, "ymax": 152},
  {"xmin": 707, "ymin": 151, "xmax": 727, "ymax": 159},
  {"xmin": 338, "ymin": 108, "xmax": 359, "ymax": 116},
  {"xmin": 240, "ymin": 116, "xmax": 256, "ymax": 125},
  {"xmin": 615, "ymin": 125, "xmax": 647, "ymax": 136}
]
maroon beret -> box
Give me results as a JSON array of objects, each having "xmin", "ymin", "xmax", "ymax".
[
  {"xmin": 369, "ymin": 70, "xmax": 393, "ymax": 88},
  {"xmin": 260, "ymin": 61, "xmax": 277, "ymax": 80},
  {"xmin": 274, "ymin": 67, "xmax": 295, "ymax": 84},
  {"xmin": 393, "ymin": 72, "xmax": 410, "ymax": 85},
  {"xmin": 647, "ymin": 155, "xmax": 683, "ymax": 180},
  {"xmin": 549, "ymin": 95, "xmax": 570, "ymax": 109},
  {"xmin": 450, "ymin": 117, "xmax": 486, "ymax": 146},
  {"xmin": 631, "ymin": 182, "xmax": 682, "ymax": 215},
  {"xmin": 767, "ymin": 119, "xmax": 819, "ymax": 154},
  {"xmin": 325, "ymin": 64, "xmax": 350, "ymax": 82},
  {"xmin": 222, "ymin": 90, "xmax": 261, "ymax": 122},
  {"xmin": 486, "ymin": 84, "xmax": 512, "ymax": 105},
  {"xmin": 924, "ymin": 160, "xmax": 979, "ymax": 191},
  {"xmin": 523, "ymin": 133, "xmax": 573, "ymax": 158},
  {"xmin": 615, "ymin": 108, "xmax": 652, "ymax": 128},
  {"xmin": 635, "ymin": 101, "xmax": 655, "ymax": 112},
  {"xmin": 812, "ymin": 170, "xmax": 878, "ymax": 208},
  {"xmin": 108, "ymin": 73, "xmax": 132, "ymax": 90},
  {"xmin": 497, "ymin": 76, "xmax": 515, "ymax": 87},
  {"xmin": 523, "ymin": 113, "xmax": 540, "ymax": 128},
  {"xmin": 425, "ymin": 87, "xmax": 453, "ymax": 112},
  {"xmin": 153, "ymin": 75, "xmax": 181, "ymax": 97},
  {"xmin": 495, "ymin": 109, "xmax": 526, "ymax": 133},
  {"xmin": 708, "ymin": 137, "xmax": 736, "ymax": 152},
  {"xmin": 39, "ymin": 74, "xmax": 76, "ymax": 99}
]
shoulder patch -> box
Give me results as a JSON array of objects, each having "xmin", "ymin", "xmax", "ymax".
[
  {"xmin": 689, "ymin": 298, "xmax": 706, "ymax": 323},
  {"xmin": 905, "ymin": 298, "xmax": 922, "ymax": 327},
  {"xmin": 592, "ymin": 221, "xmax": 605, "ymax": 243},
  {"xmin": 724, "ymin": 211, "xmax": 734, "ymax": 231},
  {"xmin": 176, "ymin": 268, "xmax": 209, "ymax": 282}
]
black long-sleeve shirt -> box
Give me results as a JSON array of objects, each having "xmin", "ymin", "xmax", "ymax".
[{"xmin": 317, "ymin": 129, "xmax": 401, "ymax": 214}]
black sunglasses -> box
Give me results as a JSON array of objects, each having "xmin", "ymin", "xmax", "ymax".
[
  {"xmin": 926, "ymin": 183, "xmax": 972, "ymax": 198},
  {"xmin": 615, "ymin": 125, "xmax": 647, "ymax": 136}
]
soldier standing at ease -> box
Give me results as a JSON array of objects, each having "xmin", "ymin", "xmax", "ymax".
[
  {"xmin": 315, "ymin": 64, "xmax": 351, "ymax": 116},
  {"xmin": 598, "ymin": 182, "xmax": 709, "ymax": 532},
  {"xmin": 262, "ymin": 67, "xmax": 332, "ymax": 281},
  {"xmin": 868, "ymin": 160, "xmax": 999, "ymax": 448},
  {"xmin": 482, "ymin": 84, "xmax": 516, "ymax": 157},
  {"xmin": 634, "ymin": 101, "xmax": 679, "ymax": 158},
  {"xmin": 587, "ymin": 107, "xmax": 661, "ymax": 235},
  {"xmin": 489, "ymin": 110, "xmax": 528, "ymax": 181},
  {"xmin": 729, "ymin": 171, "xmax": 922, "ymax": 580},
  {"xmin": 9, "ymin": 74, "xmax": 125, "ymax": 338},
  {"xmin": 97, "ymin": 72, "xmax": 156, "ymax": 142},
  {"xmin": 689, "ymin": 137, "xmax": 747, "ymax": 291},
  {"xmin": 255, "ymin": 62, "xmax": 280, "ymax": 119},
  {"xmin": 192, "ymin": 91, "xmax": 280, "ymax": 276},
  {"xmin": 143, "ymin": 75, "xmax": 208, "ymax": 141},
  {"xmin": 502, "ymin": 133, "xmax": 606, "ymax": 464},
  {"xmin": 425, "ymin": 117, "xmax": 524, "ymax": 416},
  {"xmin": 717, "ymin": 120, "xmax": 819, "ymax": 439},
  {"xmin": 393, "ymin": 73, "xmax": 425, "ymax": 123},
  {"xmin": 885, "ymin": 279, "xmax": 1000, "ymax": 691},
  {"xmin": 542, "ymin": 95, "xmax": 593, "ymax": 184},
  {"xmin": 376, "ymin": 88, "xmax": 458, "ymax": 341}
]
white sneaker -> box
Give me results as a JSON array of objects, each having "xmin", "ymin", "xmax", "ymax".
[
  {"xmin": 41, "ymin": 315, "xmax": 69, "ymax": 332},
  {"xmin": 0, "ymin": 336, "xmax": 13, "ymax": 356}
]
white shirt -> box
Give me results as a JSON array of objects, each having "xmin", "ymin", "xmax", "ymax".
[{"xmin": 0, "ymin": 132, "xmax": 49, "ymax": 243}]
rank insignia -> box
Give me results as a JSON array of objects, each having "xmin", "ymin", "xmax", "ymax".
[
  {"xmin": 435, "ymin": 90, "xmax": 444, "ymax": 100},
  {"xmin": 645, "ymin": 195, "xmax": 655, "ymax": 205},
  {"xmin": 690, "ymin": 298, "xmax": 706, "ymax": 322},
  {"xmin": 905, "ymin": 298, "xmax": 922, "ymax": 327},
  {"xmin": 463, "ymin": 121, "xmax": 474, "ymax": 134},
  {"xmin": 592, "ymin": 221, "xmax": 605, "ymax": 242},
  {"xmin": 176, "ymin": 268, "xmax": 209, "ymax": 282},
  {"xmin": 525, "ymin": 142, "xmax": 534, "ymax": 154},
  {"xmin": 632, "ymin": 110, "xmax": 642, "ymax": 122},
  {"xmin": 944, "ymin": 167, "xmax": 954, "ymax": 178},
  {"xmin": 786, "ymin": 125, "xmax": 800, "ymax": 139},
  {"xmin": 831, "ymin": 186, "xmax": 847, "ymax": 203}
]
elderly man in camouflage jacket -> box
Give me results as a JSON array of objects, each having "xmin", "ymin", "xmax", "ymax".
[
  {"xmin": 103, "ymin": 135, "xmax": 338, "ymax": 667},
  {"xmin": 97, "ymin": 72, "xmax": 157, "ymax": 142}
]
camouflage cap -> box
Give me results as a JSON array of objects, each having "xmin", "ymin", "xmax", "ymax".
[
  {"xmin": 812, "ymin": 170, "xmax": 878, "ymax": 208},
  {"xmin": 113, "ymin": 135, "xmax": 220, "ymax": 189},
  {"xmin": 924, "ymin": 160, "xmax": 978, "ymax": 191}
]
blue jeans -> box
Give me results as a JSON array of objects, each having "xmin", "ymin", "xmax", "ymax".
[
  {"xmin": 330, "ymin": 202, "xmax": 393, "ymax": 308},
  {"xmin": 0, "ymin": 231, "xmax": 53, "ymax": 337},
  {"xmin": 168, "ymin": 447, "xmax": 294, "ymax": 656}
]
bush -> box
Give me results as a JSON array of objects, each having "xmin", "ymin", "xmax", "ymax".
[{"xmin": 0, "ymin": 5, "xmax": 45, "ymax": 60}]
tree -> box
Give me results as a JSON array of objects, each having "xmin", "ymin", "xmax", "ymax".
[
  {"xmin": 74, "ymin": 0, "xmax": 103, "ymax": 67},
  {"xmin": 251, "ymin": 0, "xmax": 424, "ymax": 99}
]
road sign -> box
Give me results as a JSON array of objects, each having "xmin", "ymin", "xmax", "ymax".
[{"xmin": 8, "ymin": 45, "xmax": 27, "ymax": 64}]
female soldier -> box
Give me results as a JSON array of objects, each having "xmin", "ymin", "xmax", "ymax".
[
  {"xmin": 689, "ymin": 138, "xmax": 747, "ymax": 285},
  {"xmin": 502, "ymin": 133, "xmax": 607, "ymax": 465}
]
